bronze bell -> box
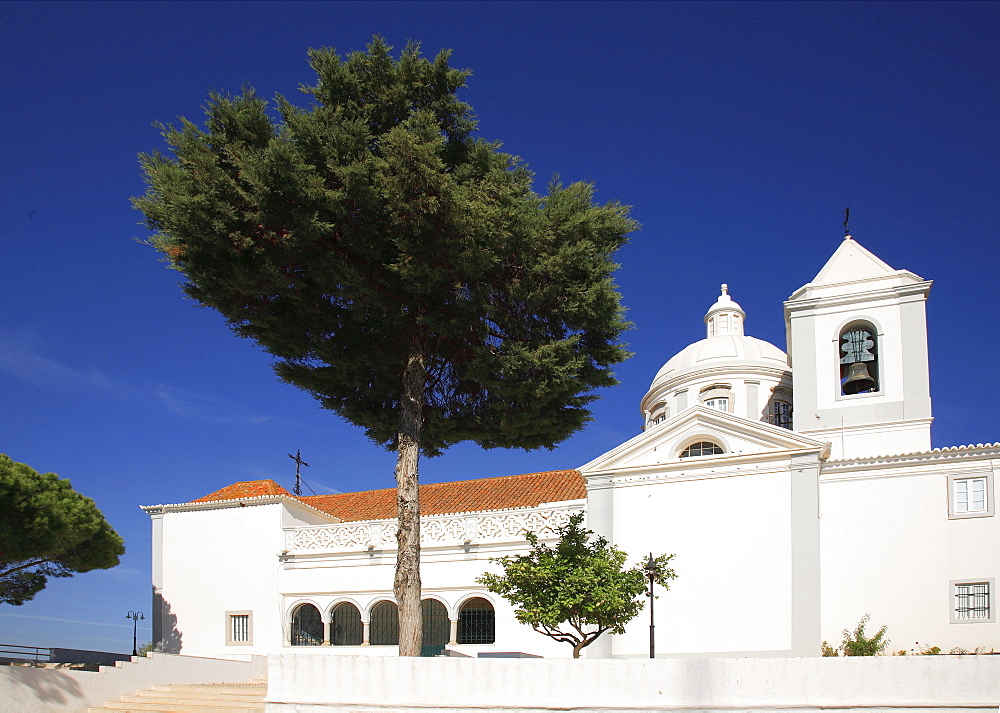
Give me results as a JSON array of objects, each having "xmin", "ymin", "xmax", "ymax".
[{"xmin": 843, "ymin": 362, "xmax": 876, "ymax": 394}]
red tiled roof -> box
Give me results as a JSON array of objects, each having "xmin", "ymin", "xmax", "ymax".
[
  {"xmin": 192, "ymin": 479, "xmax": 292, "ymax": 502},
  {"xmin": 190, "ymin": 470, "xmax": 585, "ymax": 520}
]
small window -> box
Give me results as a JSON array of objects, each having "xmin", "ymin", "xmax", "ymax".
[
  {"xmin": 680, "ymin": 441, "xmax": 724, "ymax": 458},
  {"xmin": 951, "ymin": 579, "xmax": 995, "ymax": 623},
  {"xmin": 458, "ymin": 597, "xmax": 495, "ymax": 644},
  {"xmin": 225, "ymin": 611, "xmax": 252, "ymax": 646},
  {"xmin": 647, "ymin": 402, "xmax": 668, "ymax": 428},
  {"xmin": 948, "ymin": 474, "xmax": 993, "ymax": 519},
  {"xmin": 839, "ymin": 322, "xmax": 879, "ymax": 395},
  {"xmin": 370, "ymin": 600, "xmax": 399, "ymax": 645},
  {"xmin": 331, "ymin": 602, "xmax": 363, "ymax": 646},
  {"xmin": 699, "ymin": 384, "xmax": 733, "ymax": 412},
  {"xmin": 704, "ymin": 398, "xmax": 729, "ymax": 412},
  {"xmin": 290, "ymin": 603, "xmax": 323, "ymax": 646},
  {"xmin": 772, "ymin": 401, "xmax": 792, "ymax": 429}
]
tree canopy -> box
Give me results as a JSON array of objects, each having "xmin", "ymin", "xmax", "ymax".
[
  {"xmin": 0, "ymin": 454, "xmax": 124, "ymax": 605},
  {"xmin": 134, "ymin": 36, "xmax": 636, "ymax": 655},
  {"xmin": 478, "ymin": 512, "xmax": 676, "ymax": 657}
]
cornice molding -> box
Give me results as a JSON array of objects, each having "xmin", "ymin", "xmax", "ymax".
[
  {"xmin": 822, "ymin": 442, "xmax": 1000, "ymax": 471},
  {"xmin": 140, "ymin": 494, "xmax": 338, "ymax": 520}
]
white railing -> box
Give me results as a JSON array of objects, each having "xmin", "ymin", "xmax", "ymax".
[{"xmin": 284, "ymin": 504, "xmax": 582, "ymax": 553}]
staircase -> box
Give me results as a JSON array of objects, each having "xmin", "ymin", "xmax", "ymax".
[{"xmin": 87, "ymin": 678, "xmax": 266, "ymax": 712}]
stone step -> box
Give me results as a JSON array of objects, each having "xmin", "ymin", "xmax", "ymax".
[
  {"xmin": 88, "ymin": 681, "xmax": 266, "ymax": 712},
  {"xmin": 140, "ymin": 688, "xmax": 264, "ymax": 701},
  {"xmin": 93, "ymin": 705, "xmax": 262, "ymax": 713},
  {"xmin": 122, "ymin": 693, "xmax": 265, "ymax": 704}
]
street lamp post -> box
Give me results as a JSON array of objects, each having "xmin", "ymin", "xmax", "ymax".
[
  {"xmin": 126, "ymin": 611, "xmax": 145, "ymax": 656},
  {"xmin": 644, "ymin": 553, "xmax": 658, "ymax": 659}
]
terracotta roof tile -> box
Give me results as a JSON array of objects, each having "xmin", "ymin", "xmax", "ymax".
[
  {"xmin": 300, "ymin": 470, "xmax": 584, "ymax": 521},
  {"xmin": 189, "ymin": 471, "xmax": 585, "ymax": 520},
  {"xmin": 192, "ymin": 479, "xmax": 292, "ymax": 502}
]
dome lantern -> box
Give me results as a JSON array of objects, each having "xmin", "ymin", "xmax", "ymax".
[{"xmin": 705, "ymin": 283, "xmax": 746, "ymax": 338}]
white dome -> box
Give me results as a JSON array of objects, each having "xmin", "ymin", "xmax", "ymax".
[
  {"xmin": 649, "ymin": 334, "xmax": 788, "ymax": 390},
  {"xmin": 639, "ymin": 286, "xmax": 792, "ymax": 427}
]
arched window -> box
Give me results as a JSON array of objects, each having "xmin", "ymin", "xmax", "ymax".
[
  {"xmin": 839, "ymin": 322, "xmax": 879, "ymax": 395},
  {"xmin": 290, "ymin": 603, "xmax": 323, "ymax": 646},
  {"xmin": 369, "ymin": 600, "xmax": 399, "ymax": 645},
  {"xmin": 699, "ymin": 384, "xmax": 733, "ymax": 413},
  {"xmin": 421, "ymin": 599, "xmax": 450, "ymax": 647},
  {"xmin": 680, "ymin": 441, "xmax": 724, "ymax": 458},
  {"xmin": 458, "ymin": 597, "xmax": 495, "ymax": 644},
  {"xmin": 330, "ymin": 602, "xmax": 363, "ymax": 646},
  {"xmin": 648, "ymin": 402, "xmax": 668, "ymax": 427}
]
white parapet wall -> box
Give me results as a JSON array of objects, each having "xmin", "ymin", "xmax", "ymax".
[
  {"xmin": 265, "ymin": 653, "xmax": 1000, "ymax": 713},
  {"xmin": 1, "ymin": 652, "xmax": 266, "ymax": 713}
]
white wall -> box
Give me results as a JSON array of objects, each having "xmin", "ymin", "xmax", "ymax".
[
  {"xmin": 820, "ymin": 457, "xmax": 1000, "ymax": 653},
  {"xmin": 158, "ymin": 502, "xmax": 298, "ymax": 658},
  {"xmin": 608, "ymin": 465, "xmax": 798, "ymax": 656},
  {"xmin": 264, "ymin": 653, "xmax": 1000, "ymax": 713},
  {"xmin": 0, "ymin": 652, "xmax": 264, "ymax": 713}
]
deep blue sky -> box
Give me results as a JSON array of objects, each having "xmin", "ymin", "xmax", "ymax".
[{"xmin": 2, "ymin": 1, "xmax": 997, "ymax": 653}]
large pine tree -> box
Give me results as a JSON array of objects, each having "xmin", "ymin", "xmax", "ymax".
[{"xmin": 135, "ymin": 37, "xmax": 635, "ymax": 655}]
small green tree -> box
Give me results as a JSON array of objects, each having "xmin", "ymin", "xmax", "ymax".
[
  {"xmin": 0, "ymin": 454, "xmax": 124, "ymax": 605},
  {"xmin": 134, "ymin": 37, "xmax": 635, "ymax": 655},
  {"xmin": 841, "ymin": 614, "xmax": 889, "ymax": 656},
  {"xmin": 478, "ymin": 513, "xmax": 676, "ymax": 658}
]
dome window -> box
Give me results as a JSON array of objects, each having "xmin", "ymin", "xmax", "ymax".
[
  {"xmin": 647, "ymin": 402, "xmax": 668, "ymax": 428},
  {"xmin": 839, "ymin": 322, "xmax": 879, "ymax": 395},
  {"xmin": 680, "ymin": 441, "xmax": 724, "ymax": 458},
  {"xmin": 699, "ymin": 384, "xmax": 734, "ymax": 413},
  {"xmin": 704, "ymin": 398, "xmax": 729, "ymax": 412},
  {"xmin": 772, "ymin": 400, "xmax": 793, "ymax": 429}
]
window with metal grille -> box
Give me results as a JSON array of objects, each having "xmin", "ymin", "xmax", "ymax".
[
  {"xmin": 680, "ymin": 441, "xmax": 724, "ymax": 458},
  {"xmin": 331, "ymin": 602, "xmax": 363, "ymax": 646},
  {"xmin": 369, "ymin": 600, "xmax": 399, "ymax": 645},
  {"xmin": 772, "ymin": 401, "xmax": 792, "ymax": 429},
  {"xmin": 290, "ymin": 604, "xmax": 323, "ymax": 646},
  {"xmin": 225, "ymin": 611, "xmax": 252, "ymax": 646},
  {"xmin": 421, "ymin": 599, "xmax": 450, "ymax": 646},
  {"xmin": 458, "ymin": 597, "xmax": 495, "ymax": 644},
  {"xmin": 955, "ymin": 582, "xmax": 991, "ymax": 621},
  {"xmin": 231, "ymin": 615, "xmax": 249, "ymax": 642}
]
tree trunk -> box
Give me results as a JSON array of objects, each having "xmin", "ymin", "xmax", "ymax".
[{"xmin": 394, "ymin": 337, "xmax": 425, "ymax": 656}]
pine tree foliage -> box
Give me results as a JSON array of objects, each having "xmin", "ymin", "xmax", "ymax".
[
  {"xmin": 479, "ymin": 513, "xmax": 676, "ymax": 658},
  {"xmin": 134, "ymin": 37, "xmax": 636, "ymax": 655},
  {"xmin": 0, "ymin": 454, "xmax": 124, "ymax": 605}
]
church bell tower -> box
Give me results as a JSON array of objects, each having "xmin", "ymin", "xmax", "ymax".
[{"xmin": 784, "ymin": 234, "xmax": 933, "ymax": 459}]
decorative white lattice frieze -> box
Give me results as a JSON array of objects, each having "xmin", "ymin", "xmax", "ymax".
[{"xmin": 284, "ymin": 505, "xmax": 581, "ymax": 554}]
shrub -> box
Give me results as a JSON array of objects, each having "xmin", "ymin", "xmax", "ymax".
[{"xmin": 841, "ymin": 614, "xmax": 889, "ymax": 656}]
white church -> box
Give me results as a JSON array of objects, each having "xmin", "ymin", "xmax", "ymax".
[{"xmin": 144, "ymin": 235, "xmax": 998, "ymax": 659}]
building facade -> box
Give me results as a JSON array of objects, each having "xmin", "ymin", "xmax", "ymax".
[{"xmin": 144, "ymin": 236, "xmax": 999, "ymax": 659}]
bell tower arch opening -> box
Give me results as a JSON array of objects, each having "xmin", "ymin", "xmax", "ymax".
[{"xmin": 838, "ymin": 320, "xmax": 880, "ymax": 395}]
